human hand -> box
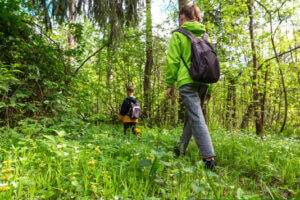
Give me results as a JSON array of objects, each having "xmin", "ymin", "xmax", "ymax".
[
  {"xmin": 166, "ymin": 87, "xmax": 174, "ymax": 98},
  {"xmin": 118, "ymin": 115, "xmax": 122, "ymax": 121}
]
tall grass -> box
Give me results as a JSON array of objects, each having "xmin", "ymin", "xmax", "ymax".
[{"xmin": 0, "ymin": 119, "xmax": 298, "ymax": 199}]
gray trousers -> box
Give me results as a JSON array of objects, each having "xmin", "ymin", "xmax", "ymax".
[{"xmin": 178, "ymin": 84, "xmax": 216, "ymax": 159}]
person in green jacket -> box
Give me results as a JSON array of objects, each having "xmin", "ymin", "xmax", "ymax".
[{"xmin": 166, "ymin": 5, "xmax": 216, "ymax": 170}]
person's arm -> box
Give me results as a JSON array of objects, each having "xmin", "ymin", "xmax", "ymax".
[
  {"xmin": 206, "ymin": 84, "xmax": 213, "ymax": 101},
  {"xmin": 166, "ymin": 32, "xmax": 181, "ymax": 88}
]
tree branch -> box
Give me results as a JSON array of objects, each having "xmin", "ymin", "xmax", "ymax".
[
  {"xmin": 21, "ymin": 19, "xmax": 68, "ymax": 72},
  {"xmin": 74, "ymin": 43, "xmax": 108, "ymax": 74},
  {"xmin": 255, "ymin": 0, "xmax": 271, "ymax": 15},
  {"xmin": 22, "ymin": 20, "xmax": 61, "ymax": 51},
  {"xmin": 274, "ymin": 0, "xmax": 288, "ymax": 36},
  {"xmin": 258, "ymin": 46, "xmax": 300, "ymax": 70}
]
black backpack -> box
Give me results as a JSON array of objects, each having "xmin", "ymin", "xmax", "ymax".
[
  {"xmin": 129, "ymin": 102, "xmax": 141, "ymax": 119},
  {"xmin": 174, "ymin": 28, "xmax": 220, "ymax": 83}
]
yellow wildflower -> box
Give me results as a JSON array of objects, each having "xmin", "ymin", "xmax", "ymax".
[
  {"xmin": 1, "ymin": 176, "xmax": 10, "ymax": 181},
  {"xmin": 95, "ymin": 146, "xmax": 100, "ymax": 152},
  {"xmin": 150, "ymin": 153, "xmax": 155, "ymax": 160},
  {"xmin": 3, "ymin": 161, "xmax": 13, "ymax": 166},
  {"xmin": 88, "ymin": 158, "xmax": 96, "ymax": 165},
  {"xmin": 91, "ymin": 185, "xmax": 97, "ymax": 190},
  {"xmin": 63, "ymin": 190, "xmax": 68, "ymax": 194},
  {"xmin": 88, "ymin": 167, "xmax": 95, "ymax": 171},
  {"xmin": 135, "ymin": 128, "xmax": 141, "ymax": 133},
  {"xmin": 0, "ymin": 186, "xmax": 10, "ymax": 191},
  {"xmin": 88, "ymin": 160, "xmax": 95, "ymax": 165},
  {"xmin": 2, "ymin": 169, "xmax": 14, "ymax": 173},
  {"xmin": 40, "ymin": 163, "xmax": 46, "ymax": 168}
]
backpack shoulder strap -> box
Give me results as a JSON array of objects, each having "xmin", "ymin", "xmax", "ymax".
[
  {"xmin": 203, "ymin": 33, "xmax": 209, "ymax": 41},
  {"xmin": 173, "ymin": 28, "xmax": 195, "ymax": 40}
]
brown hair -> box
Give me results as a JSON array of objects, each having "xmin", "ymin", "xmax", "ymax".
[
  {"xmin": 127, "ymin": 86, "xmax": 135, "ymax": 93},
  {"xmin": 179, "ymin": 5, "xmax": 201, "ymax": 22}
]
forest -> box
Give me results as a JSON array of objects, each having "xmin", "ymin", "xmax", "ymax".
[{"xmin": 0, "ymin": 0, "xmax": 299, "ymax": 199}]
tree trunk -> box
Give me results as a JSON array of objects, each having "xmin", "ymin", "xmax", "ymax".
[
  {"xmin": 226, "ymin": 76, "xmax": 236, "ymax": 129},
  {"xmin": 178, "ymin": 97, "xmax": 185, "ymax": 123},
  {"xmin": 247, "ymin": 0, "xmax": 263, "ymax": 136},
  {"xmin": 276, "ymin": 86, "xmax": 282, "ymax": 125},
  {"xmin": 143, "ymin": 0, "xmax": 153, "ymax": 121},
  {"xmin": 67, "ymin": 0, "xmax": 75, "ymax": 75},
  {"xmin": 240, "ymin": 103, "xmax": 253, "ymax": 129},
  {"xmin": 255, "ymin": 0, "xmax": 289, "ymax": 133},
  {"xmin": 270, "ymin": 37, "xmax": 288, "ymax": 133},
  {"xmin": 231, "ymin": 80, "xmax": 237, "ymax": 128},
  {"xmin": 225, "ymin": 76, "xmax": 236, "ymax": 129},
  {"xmin": 260, "ymin": 64, "xmax": 269, "ymax": 134}
]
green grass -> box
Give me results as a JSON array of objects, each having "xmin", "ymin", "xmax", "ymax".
[{"xmin": 0, "ymin": 119, "xmax": 299, "ymax": 199}]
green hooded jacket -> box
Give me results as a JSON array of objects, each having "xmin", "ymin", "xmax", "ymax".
[{"xmin": 166, "ymin": 21, "xmax": 213, "ymax": 94}]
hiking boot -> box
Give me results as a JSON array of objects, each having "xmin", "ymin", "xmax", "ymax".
[
  {"xmin": 173, "ymin": 146, "xmax": 180, "ymax": 157},
  {"xmin": 174, "ymin": 146, "xmax": 186, "ymax": 157},
  {"xmin": 204, "ymin": 159, "xmax": 217, "ymax": 171}
]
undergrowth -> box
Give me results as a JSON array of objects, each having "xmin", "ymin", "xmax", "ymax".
[{"xmin": 0, "ymin": 118, "xmax": 299, "ymax": 199}]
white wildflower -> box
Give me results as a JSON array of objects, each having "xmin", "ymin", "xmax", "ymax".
[
  {"xmin": 0, "ymin": 183, "xmax": 8, "ymax": 187},
  {"xmin": 62, "ymin": 144, "xmax": 67, "ymax": 148},
  {"xmin": 64, "ymin": 152, "xmax": 69, "ymax": 156},
  {"xmin": 87, "ymin": 144, "xmax": 92, "ymax": 147},
  {"xmin": 11, "ymin": 181, "xmax": 17, "ymax": 188},
  {"xmin": 19, "ymin": 158, "xmax": 26, "ymax": 162},
  {"xmin": 57, "ymin": 144, "xmax": 62, "ymax": 149},
  {"xmin": 135, "ymin": 153, "xmax": 140, "ymax": 156},
  {"xmin": 75, "ymin": 150, "xmax": 80, "ymax": 153},
  {"xmin": 114, "ymin": 196, "xmax": 119, "ymax": 200},
  {"xmin": 230, "ymin": 185, "xmax": 235, "ymax": 189},
  {"xmin": 74, "ymin": 146, "xmax": 78, "ymax": 150},
  {"xmin": 73, "ymin": 156, "xmax": 78, "ymax": 159}
]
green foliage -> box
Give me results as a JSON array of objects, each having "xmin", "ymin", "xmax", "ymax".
[
  {"xmin": 0, "ymin": 121, "xmax": 298, "ymax": 199},
  {"xmin": 0, "ymin": 0, "xmax": 71, "ymax": 126},
  {"xmin": 25, "ymin": 0, "xmax": 140, "ymax": 38},
  {"xmin": 0, "ymin": 1, "xmax": 299, "ymax": 198},
  {"xmin": 1, "ymin": 0, "xmax": 299, "ymax": 133}
]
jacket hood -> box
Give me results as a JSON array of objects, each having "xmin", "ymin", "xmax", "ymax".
[
  {"xmin": 180, "ymin": 21, "xmax": 205, "ymax": 36},
  {"xmin": 126, "ymin": 97, "xmax": 138, "ymax": 104}
]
